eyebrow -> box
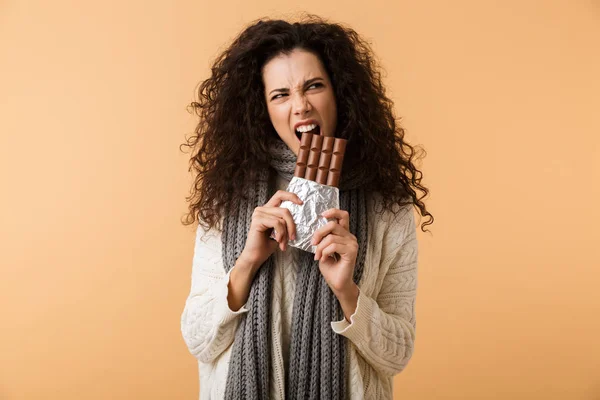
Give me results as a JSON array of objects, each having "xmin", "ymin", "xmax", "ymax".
[{"xmin": 268, "ymin": 77, "xmax": 324, "ymax": 96}]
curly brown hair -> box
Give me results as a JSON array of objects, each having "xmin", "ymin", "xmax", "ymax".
[{"xmin": 180, "ymin": 14, "xmax": 434, "ymax": 233}]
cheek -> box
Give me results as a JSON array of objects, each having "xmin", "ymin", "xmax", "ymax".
[
  {"xmin": 266, "ymin": 104, "xmax": 279, "ymax": 121},
  {"xmin": 268, "ymin": 106, "xmax": 290, "ymax": 131},
  {"xmin": 321, "ymin": 94, "xmax": 337, "ymax": 124}
]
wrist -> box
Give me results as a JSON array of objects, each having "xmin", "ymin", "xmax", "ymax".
[
  {"xmin": 235, "ymin": 253, "xmax": 260, "ymax": 276},
  {"xmin": 333, "ymin": 281, "xmax": 359, "ymax": 302},
  {"xmin": 333, "ymin": 282, "xmax": 359, "ymax": 323}
]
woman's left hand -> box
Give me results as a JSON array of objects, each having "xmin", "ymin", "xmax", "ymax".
[{"xmin": 312, "ymin": 208, "xmax": 358, "ymax": 295}]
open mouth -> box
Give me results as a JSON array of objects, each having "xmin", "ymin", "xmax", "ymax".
[{"xmin": 295, "ymin": 124, "xmax": 321, "ymax": 140}]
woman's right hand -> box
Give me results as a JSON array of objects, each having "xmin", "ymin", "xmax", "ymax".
[{"xmin": 238, "ymin": 190, "xmax": 303, "ymax": 271}]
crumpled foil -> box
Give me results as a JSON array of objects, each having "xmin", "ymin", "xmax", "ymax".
[{"xmin": 270, "ymin": 176, "xmax": 339, "ymax": 254}]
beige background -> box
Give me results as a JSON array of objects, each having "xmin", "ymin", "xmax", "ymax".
[{"xmin": 1, "ymin": 0, "xmax": 599, "ymax": 399}]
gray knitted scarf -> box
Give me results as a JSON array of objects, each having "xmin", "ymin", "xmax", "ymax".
[{"xmin": 222, "ymin": 137, "xmax": 369, "ymax": 399}]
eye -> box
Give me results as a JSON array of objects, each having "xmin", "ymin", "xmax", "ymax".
[
  {"xmin": 307, "ymin": 83, "xmax": 323, "ymax": 89},
  {"xmin": 271, "ymin": 93, "xmax": 287, "ymax": 101}
]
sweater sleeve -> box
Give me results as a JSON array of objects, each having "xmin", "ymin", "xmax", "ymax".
[
  {"xmin": 180, "ymin": 224, "xmax": 248, "ymax": 364},
  {"xmin": 331, "ymin": 204, "xmax": 418, "ymax": 377}
]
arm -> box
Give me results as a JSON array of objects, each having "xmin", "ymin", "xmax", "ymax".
[
  {"xmin": 227, "ymin": 254, "xmax": 260, "ymax": 311},
  {"xmin": 181, "ymin": 190, "xmax": 301, "ymax": 363},
  {"xmin": 331, "ymin": 205, "xmax": 418, "ymax": 377},
  {"xmin": 180, "ymin": 224, "xmax": 253, "ymax": 363}
]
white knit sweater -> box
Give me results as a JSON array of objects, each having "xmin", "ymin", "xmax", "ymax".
[{"xmin": 181, "ymin": 174, "xmax": 419, "ymax": 399}]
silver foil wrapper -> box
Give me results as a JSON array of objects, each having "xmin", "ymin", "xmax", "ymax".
[{"xmin": 270, "ymin": 176, "xmax": 339, "ymax": 254}]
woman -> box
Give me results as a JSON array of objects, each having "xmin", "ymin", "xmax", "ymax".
[{"xmin": 180, "ymin": 15, "xmax": 433, "ymax": 400}]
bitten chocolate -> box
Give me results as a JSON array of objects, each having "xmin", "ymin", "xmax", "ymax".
[
  {"xmin": 294, "ymin": 132, "xmax": 347, "ymax": 187},
  {"xmin": 293, "ymin": 133, "xmax": 312, "ymax": 177}
]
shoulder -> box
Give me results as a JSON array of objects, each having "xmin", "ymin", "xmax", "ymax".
[
  {"xmin": 195, "ymin": 218, "xmax": 223, "ymax": 242},
  {"xmin": 193, "ymin": 221, "xmax": 224, "ymax": 264},
  {"xmin": 368, "ymin": 191, "xmax": 415, "ymax": 230},
  {"xmin": 366, "ymin": 191, "xmax": 417, "ymax": 256}
]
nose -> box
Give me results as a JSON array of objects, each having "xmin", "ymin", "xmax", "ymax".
[{"xmin": 292, "ymin": 93, "xmax": 311, "ymax": 115}]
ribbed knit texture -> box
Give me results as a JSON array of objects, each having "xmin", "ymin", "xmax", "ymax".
[
  {"xmin": 180, "ymin": 182, "xmax": 419, "ymax": 399},
  {"xmin": 221, "ymin": 138, "xmax": 369, "ymax": 399}
]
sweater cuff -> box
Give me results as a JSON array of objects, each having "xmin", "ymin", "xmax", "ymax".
[
  {"xmin": 331, "ymin": 288, "xmax": 373, "ymax": 339},
  {"xmin": 215, "ymin": 267, "xmax": 249, "ymax": 325}
]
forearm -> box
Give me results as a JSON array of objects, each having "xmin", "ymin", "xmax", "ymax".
[
  {"xmin": 181, "ymin": 267, "xmax": 251, "ymax": 363},
  {"xmin": 333, "ymin": 283, "xmax": 360, "ymax": 322},
  {"xmin": 227, "ymin": 255, "xmax": 258, "ymax": 311},
  {"xmin": 331, "ymin": 290, "xmax": 416, "ymax": 377}
]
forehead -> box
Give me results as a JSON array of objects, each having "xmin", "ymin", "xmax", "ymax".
[{"xmin": 262, "ymin": 49, "xmax": 327, "ymax": 88}]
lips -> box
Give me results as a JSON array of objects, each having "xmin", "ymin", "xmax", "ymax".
[
  {"xmin": 294, "ymin": 120, "xmax": 321, "ymax": 141},
  {"xmin": 294, "ymin": 119, "xmax": 320, "ymax": 131},
  {"xmin": 295, "ymin": 125, "xmax": 320, "ymax": 140}
]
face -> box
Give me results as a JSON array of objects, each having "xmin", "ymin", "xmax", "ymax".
[{"xmin": 262, "ymin": 48, "xmax": 337, "ymax": 156}]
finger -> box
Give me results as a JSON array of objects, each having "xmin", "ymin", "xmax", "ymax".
[
  {"xmin": 265, "ymin": 190, "xmax": 304, "ymax": 208},
  {"xmin": 261, "ymin": 206, "xmax": 297, "ymax": 241},
  {"xmin": 314, "ymin": 234, "xmax": 337, "ymax": 260},
  {"xmin": 271, "ymin": 217, "xmax": 288, "ymax": 250},
  {"xmin": 317, "ymin": 242, "xmax": 351, "ymax": 261},
  {"xmin": 312, "ymin": 221, "xmax": 351, "ymax": 246},
  {"xmin": 321, "ymin": 209, "xmax": 350, "ymax": 231},
  {"xmin": 274, "ymin": 217, "xmax": 289, "ymax": 251},
  {"xmin": 254, "ymin": 209, "xmax": 285, "ymax": 235},
  {"xmin": 314, "ymin": 234, "xmax": 353, "ymax": 260},
  {"xmin": 257, "ymin": 213, "xmax": 287, "ymax": 248}
]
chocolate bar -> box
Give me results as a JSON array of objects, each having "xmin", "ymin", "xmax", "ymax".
[{"xmin": 293, "ymin": 132, "xmax": 347, "ymax": 188}]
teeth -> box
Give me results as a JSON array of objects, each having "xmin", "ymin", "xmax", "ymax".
[{"xmin": 296, "ymin": 123, "xmax": 318, "ymax": 133}]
